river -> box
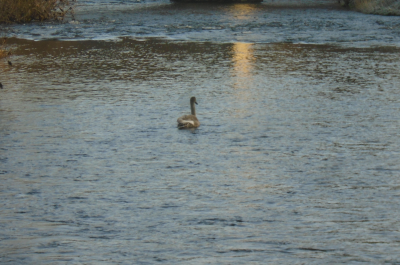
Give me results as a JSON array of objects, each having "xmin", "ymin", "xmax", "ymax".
[{"xmin": 1, "ymin": 0, "xmax": 400, "ymax": 264}]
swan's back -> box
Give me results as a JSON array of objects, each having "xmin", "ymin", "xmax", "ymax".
[{"xmin": 177, "ymin": 114, "xmax": 200, "ymax": 129}]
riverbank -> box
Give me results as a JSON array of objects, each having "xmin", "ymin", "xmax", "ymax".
[
  {"xmin": 348, "ymin": 0, "xmax": 400, "ymax": 15},
  {"xmin": 0, "ymin": 0, "xmax": 74, "ymax": 24},
  {"xmin": 0, "ymin": 38, "xmax": 10, "ymax": 59}
]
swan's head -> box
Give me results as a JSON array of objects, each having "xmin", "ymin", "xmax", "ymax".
[{"xmin": 190, "ymin": 97, "xmax": 198, "ymax": 105}]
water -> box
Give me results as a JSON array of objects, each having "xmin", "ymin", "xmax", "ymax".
[
  {"xmin": 2, "ymin": 0, "xmax": 400, "ymax": 45},
  {"xmin": 1, "ymin": 1, "xmax": 400, "ymax": 264}
]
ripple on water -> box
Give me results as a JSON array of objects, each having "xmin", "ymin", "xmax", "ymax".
[
  {"xmin": 1, "ymin": 0, "xmax": 400, "ymax": 46},
  {"xmin": 1, "ymin": 26, "xmax": 400, "ymax": 264}
]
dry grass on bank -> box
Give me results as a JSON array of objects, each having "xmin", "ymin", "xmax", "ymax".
[
  {"xmin": 0, "ymin": 38, "xmax": 9, "ymax": 59},
  {"xmin": 354, "ymin": 0, "xmax": 400, "ymax": 15},
  {"xmin": 0, "ymin": 0, "xmax": 74, "ymax": 24},
  {"xmin": 0, "ymin": 50, "xmax": 9, "ymax": 59}
]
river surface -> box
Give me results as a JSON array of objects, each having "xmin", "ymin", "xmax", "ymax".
[{"xmin": 1, "ymin": 0, "xmax": 400, "ymax": 264}]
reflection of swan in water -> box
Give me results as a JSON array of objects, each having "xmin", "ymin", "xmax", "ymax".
[
  {"xmin": 0, "ymin": 82, "xmax": 3, "ymax": 89},
  {"xmin": 177, "ymin": 97, "xmax": 200, "ymax": 129}
]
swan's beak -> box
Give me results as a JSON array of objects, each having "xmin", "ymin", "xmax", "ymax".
[{"xmin": 195, "ymin": 101, "xmax": 198, "ymax": 105}]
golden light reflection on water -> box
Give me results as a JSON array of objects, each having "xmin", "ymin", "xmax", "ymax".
[
  {"xmin": 231, "ymin": 42, "xmax": 255, "ymax": 105},
  {"xmin": 228, "ymin": 4, "xmax": 258, "ymax": 20},
  {"xmin": 232, "ymin": 42, "xmax": 254, "ymax": 77}
]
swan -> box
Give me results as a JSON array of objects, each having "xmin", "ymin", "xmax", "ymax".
[{"xmin": 177, "ymin": 97, "xmax": 200, "ymax": 129}]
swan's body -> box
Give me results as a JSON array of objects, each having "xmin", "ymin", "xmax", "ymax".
[{"xmin": 177, "ymin": 97, "xmax": 200, "ymax": 129}]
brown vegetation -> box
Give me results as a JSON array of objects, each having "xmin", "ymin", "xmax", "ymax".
[
  {"xmin": 0, "ymin": 0, "xmax": 75, "ymax": 24},
  {"xmin": 353, "ymin": 0, "xmax": 400, "ymax": 15},
  {"xmin": 0, "ymin": 38, "xmax": 9, "ymax": 59}
]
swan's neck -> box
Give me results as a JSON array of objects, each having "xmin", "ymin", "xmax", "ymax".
[{"xmin": 190, "ymin": 102, "xmax": 196, "ymax": 116}]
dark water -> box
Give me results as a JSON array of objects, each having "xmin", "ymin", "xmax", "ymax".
[{"xmin": 1, "ymin": 1, "xmax": 400, "ymax": 264}]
